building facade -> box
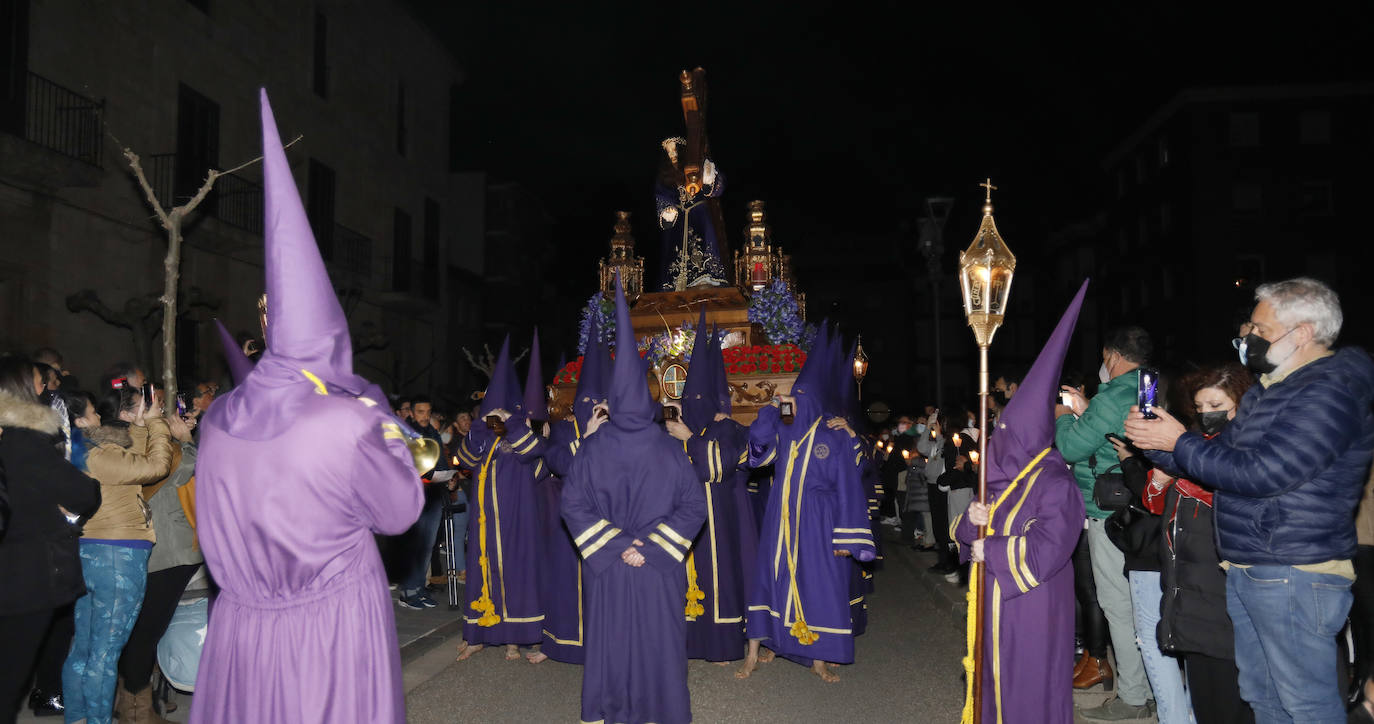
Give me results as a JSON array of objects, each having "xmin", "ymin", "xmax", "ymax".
[{"xmin": 0, "ymin": 0, "xmax": 484, "ymax": 400}]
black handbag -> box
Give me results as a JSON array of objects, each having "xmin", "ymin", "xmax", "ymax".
[
  {"xmin": 1090, "ymin": 454, "xmax": 1130, "ymax": 511},
  {"xmin": 1104, "ymin": 500, "xmax": 1156, "ymax": 555}
]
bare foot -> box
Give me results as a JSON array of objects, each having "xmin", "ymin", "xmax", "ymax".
[
  {"xmin": 505, "ymin": 644, "xmax": 521, "ymax": 661},
  {"xmin": 713, "ymin": 661, "xmax": 730, "ymax": 667},
  {"xmin": 757, "ymin": 648, "xmax": 776, "ymax": 664},
  {"xmin": 811, "ymin": 660, "xmax": 840, "ymax": 683},
  {"xmin": 827, "ymin": 662, "xmax": 840, "ymax": 669},
  {"xmin": 526, "ymin": 651, "xmax": 549, "ymax": 664},
  {"xmin": 735, "ymin": 655, "xmax": 758, "ymax": 679},
  {"xmin": 455, "ymin": 642, "xmax": 483, "ymax": 661}
]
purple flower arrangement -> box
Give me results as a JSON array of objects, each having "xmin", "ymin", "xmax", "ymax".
[
  {"xmin": 748, "ymin": 279, "xmax": 810, "ymax": 349},
  {"xmin": 577, "ymin": 293, "xmax": 616, "ymax": 354}
]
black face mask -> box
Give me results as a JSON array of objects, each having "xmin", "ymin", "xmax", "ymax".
[
  {"xmin": 39, "ymin": 389, "xmax": 56, "ymax": 406},
  {"xmin": 990, "ymin": 390, "xmax": 1009, "ymax": 407},
  {"xmin": 1196, "ymin": 410, "xmax": 1231, "ymax": 436},
  {"xmin": 1235, "ymin": 332, "xmax": 1275, "ymax": 374}
]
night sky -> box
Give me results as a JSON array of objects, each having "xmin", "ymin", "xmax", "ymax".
[{"xmin": 416, "ymin": 2, "xmax": 1369, "ymax": 299}]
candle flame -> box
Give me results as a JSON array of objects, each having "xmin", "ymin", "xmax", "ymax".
[
  {"xmin": 969, "ymin": 450, "xmax": 980, "ymax": 464},
  {"xmin": 952, "ymin": 433, "xmax": 961, "ymax": 447}
]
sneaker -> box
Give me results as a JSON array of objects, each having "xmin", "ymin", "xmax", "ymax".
[
  {"xmin": 1078, "ymin": 696, "xmax": 1151, "ymax": 721},
  {"xmin": 397, "ymin": 593, "xmax": 426, "ymax": 610},
  {"xmin": 416, "ymin": 593, "xmax": 438, "ymax": 608},
  {"xmin": 880, "ymin": 516, "xmax": 901, "ymax": 527},
  {"xmin": 943, "ymin": 571, "xmax": 960, "ymax": 583},
  {"xmin": 389, "ymin": 582, "xmax": 399, "ymax": 590}
]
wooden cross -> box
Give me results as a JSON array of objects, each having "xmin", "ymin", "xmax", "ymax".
[{"xmin": 980, "ymin": 178, "xmax": 997, "ymax": 202}]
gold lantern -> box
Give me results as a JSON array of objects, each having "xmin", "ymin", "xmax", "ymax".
[
  {"xmin": 598, "ymin": 211, "xmax": 644, "ymax": 298},
  {"xmin": 852, "ymin": 335, "xmax": 869, "ymax": 399}
]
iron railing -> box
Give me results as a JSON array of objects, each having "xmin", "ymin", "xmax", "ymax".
[
  {"xmin": 24, "ymin": 72, "xmax": 104, "ymax": 167},
  {"xmin": 333, "ymin": 224, "xmax": 372, "ymax": 277},
  {"xmin": 146, "ymin": 153, "xmax": 263, "ymax": 234}
]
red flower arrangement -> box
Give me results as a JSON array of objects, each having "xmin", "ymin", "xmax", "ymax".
[{"xmin": 554, "ymin": 343, "xmax": 807, "ymax": 384}]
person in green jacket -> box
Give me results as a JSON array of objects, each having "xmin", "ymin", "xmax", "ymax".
[{"xmin": 1055, "ymin": 326, "xmax": 1157, "ymax": 721}]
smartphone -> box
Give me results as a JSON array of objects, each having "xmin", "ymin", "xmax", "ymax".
[
  {"xmin": 662, "ymin": 404, "xmax": 679, "ymax": 422},
  {"xmin": 485, "ymin": 414, "xmax": 506, "ymax": 436},
  {"xmin": 1059, "ymin": 390, "xmax": 1073, "ymax": 407},
  {"xmin": 1104, "ymin": 432, "xmax": 1127, "ymax": 445},
  {"xmin": 142, "ymin": 383, "xmax": 154, "ymax": 409},
  {"xmin": 779, "ymin": 401, "xmax": 794, "ymax": 424},
  {"xmin": 1138, "ymin": 368, "xmax": 1159, "ymax": 420},
  {"xmin": 595, "ymin": 408, "xmax": 609, "ymax": 420}
]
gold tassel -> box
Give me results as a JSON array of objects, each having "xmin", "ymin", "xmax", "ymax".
[
  {"xmin": 685, "ymin": 551, "xmax": 705, "ymax": 618},
  {"xmin": 471, "ymin": 444, "xmax": 502, "ymax": 628}
]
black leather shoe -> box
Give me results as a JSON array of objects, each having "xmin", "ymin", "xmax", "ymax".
[{"xmin": 29, "ymin": 689, "xmax": 64, "ymax": 717}]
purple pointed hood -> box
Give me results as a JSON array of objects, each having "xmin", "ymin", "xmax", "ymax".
[
  {"xmin": 480, "ymin": 336, "xmax": 519, "ymax": 417},
  {"xmin": 986, "ymin": 280, "xmax": 1089, "ymax": 490},
  {"xmin": 680, "ymin": 307, "xmax": 716, "ymax": 430},
  {"xmin": 608, "ymin": 270, "xmax": 654, "ymax": 431},
  {"xmin": 213, "ymin": 319, "xmax": 254, "ymax": 386},
  {"xmin": 790, "ymin": 319, "xmax": 831, "ymax": 423},
  {"xmin": 205, "ymin": 90, "xmax": 385, "ymax": 440},
  {"xmin": 709, "ymin": 326, "xmax": 732, "ymax": 416},
  {"xmin": 522, "ymin": 328, "xmax": 547, "ymax": 422},
  {"xmin": 572, "ymin": 315, "xmax": 608, "ymax": 428}
]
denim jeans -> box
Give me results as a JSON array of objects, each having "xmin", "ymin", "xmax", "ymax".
[
  {"xmin": 1088, "ymin": 518, "xmax": 1153, "ymax": 706},
  {"xmin": 64, "ymin": 542, "xmax": 149, "ymax": 724},
  {"xmin": 449, "ymin": 489, "xmax": 468, "ymax": 574},
  {"xmin": 1130, "ymin": 570, "xmax": 1193, "ymax": 724},
  {"xmin": 1226, "ymin": 564, "xmax": 1352, "ymax": 724},
  {"xmin": 401, "ymin": 484, "xmax": 446, "ymax": 595}
]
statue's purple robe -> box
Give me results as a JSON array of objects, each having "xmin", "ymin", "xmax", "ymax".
[
  {"xmin": 655, "ymin": 155, "xmax": 727, "ymax": 289},
  {"xmin": 949, "ymin": 280, "xmax": 1090, "ymax": 724},
  {"xmin": 191, "ymin": 91, "xmax": 423, "ymax": 724},
  {"xmin": 454, "ymin": 420, "xmax": 547, "ymax": 646},
  {"xmin": 560, "ymin": 271, "xmax": 707, "ymax": 724},
  {"xmin": 744, "ymin": 326, "xmax": 876, "ymax": 666}
]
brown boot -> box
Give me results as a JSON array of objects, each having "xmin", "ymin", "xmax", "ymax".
[
  {"xmin": 1073, "ymin": 651, "xmax": 1090, "ymax": 679},
  {"xmin": 113, "ymin": 678, "xmax": 131, "ymax": 720},
  {"xmin": 127, "ymin": 685, "xmax": 171, "ymax": 724},
  {"xmin": 1072, "ymin": 654, "xmax": 1114, "ymax": 691}
]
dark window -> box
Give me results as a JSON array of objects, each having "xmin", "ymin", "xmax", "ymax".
[
  {"xmin": 1157, "ymin": 137, "xmax": 1169, "ymax": 167},
  {"xmin": 1232, "ymin": 182, "xmax": 1262, "ymax": 212},
  {"xmin": 393, "ymin": 208, "xmax": 412, "ymax": 292},
  {"xmin": 1299, "ymin": 110, "xmax": 1331, "ymax": 144},
  {"xmin": 177, "ymin": 317, "xmax": 199, "ymax": 383},
  {"xmin": 186, "ymin": 0, "xmax": 208, "ymax": 12},
  {"xmin": 1228, "ymin": 112, "xmax": 1260, "ymax": 147},
  {"xmin": 396, "ymin": 82, "xmax": 407, "ymax": 155},
  {"xmin": 422, "ymin": 198, "xmax": 440, "ymax": 297},
  {"xmin": 312, "ymin": 11, "xmax": 328, "ymax": 98},
  {"xmin": 0, "ymin": 0, "xmax": 31, "ymax": 136},
  {"xmin": 175, "ymin": 84, "xmax": 220, "ymax": 211},
  {"xmin": 1297, "ymin": 180, "xmax": 1334, "ymax": 216},
  {"xmin": 307, "ymin": 159, "xmax": 336, "ymax": 259}
]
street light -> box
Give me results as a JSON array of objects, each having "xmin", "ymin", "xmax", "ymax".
[
  {"xmin": 959, "ymin": 179, "xmax": 1016, "ymax": 724},
  {"xmin": 853, "ymin": 335, "xmax": 869, "ymax": 400}
]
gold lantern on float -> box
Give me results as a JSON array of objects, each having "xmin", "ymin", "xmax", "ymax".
[{"xmin": 598, "ymin": 211, "xmax": 644, "ymax": 299}]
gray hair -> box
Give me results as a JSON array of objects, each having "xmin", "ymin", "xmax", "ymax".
[{"xmin": 1255, "ymin": 277, "xmax": 1343, "ymax": 347}]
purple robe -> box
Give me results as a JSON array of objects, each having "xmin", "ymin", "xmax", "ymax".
[
  {"xmin": 192, "ymin": 392, "xmax": 422, "ymax": 723},
  {"xmin": 454, "ymin": 422, "xmax": 546, "ymax": 646},
  {"xmin": 561, "ymin": 424, "xmax": 706, "ymax": 724},
  {"xmin": 681, "ymin": 418, "xmax": 754, "ymax": 661},
  {"xmin": 745, "ymin": 406, "xmax": 876, "ymax": 666},
  {"xmin": 535, "ymin": 419, "xmax": 587, "ymax": 664},
  {"xmin": 952, "ymin": 450, "xmax": 1084, "ymax": 724}
]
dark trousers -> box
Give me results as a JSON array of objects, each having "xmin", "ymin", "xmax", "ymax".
[
  {"xmin": 117, "ymin": 564, "xmax": 199, "ymax": 692},
  {"xmin": 927, "ymin": 483, "xmax": 956, "ymax": 570},
  {"xmin": 1184, "ymin": 653, "xmax": 1254, "ymax": 724},
  {"xmin": 32, "ymin": 603, "xmax": 72, "ymax": 694},
  {"xmin": 0, "ymin": 608, "xmax": 57, "ymax": 723},
  {"xmin": 401, "ymin": 485, "xmax": 445, "ymax": 594},
  {"xmin": 1351, "ymin": 546, "xmax": 1374, "ymax": 684},
  {"xmin": 1073, "ymin": 529, "xmax": 1109, "ymax": 658}
]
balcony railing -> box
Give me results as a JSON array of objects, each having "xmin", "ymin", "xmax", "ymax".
[
  {"xmin": 146, "ymin": 153, "xmax": 263, "ymax": 234},
  {"xmin": 23, "ymin": 72, "xmax": 104, "ymax": 167},
  {"xmin": 332, "ymin": 224, "xmax": 373, "ymax": 277}
]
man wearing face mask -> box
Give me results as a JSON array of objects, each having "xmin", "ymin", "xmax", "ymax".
[
  {"xmin": 1127, "ymin": 278, "xmax": 1374, "ymax": 724},
  {"xmin": 1056, "ymin": 325, "xmax": 1157, "ymax": 720}
]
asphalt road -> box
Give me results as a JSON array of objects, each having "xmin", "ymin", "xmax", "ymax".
[{"xmin": 404, "ymin": 544, "xmax": 968, "ymax": 724}]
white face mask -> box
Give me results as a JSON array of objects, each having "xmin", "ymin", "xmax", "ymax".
[
  {"xmin": 440, "ymin": 431, "xmax": 453, "ymax": 445},
  {"xmin": 1098, "ymin": 361, "xmax": 1111, "ymax": 384}
]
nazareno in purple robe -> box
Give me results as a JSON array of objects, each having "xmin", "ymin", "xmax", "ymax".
[
  {"xmin": 950, "ymin": 280, "xmax": 1090, "ymax": 724},
  {"xmin": 744, "ymin": 324, "xmax": 876, "ymax": 667},
  {"xmin": 453, "ymin": 337, "xmax": 546, "ymax": 647},
  {"xmin": 561, "ymin": 271, "xmax": 706, "ymax": 724},
  {"xmin": 191, "ymin": 91, "xmax": 423, "ymax": 724}
]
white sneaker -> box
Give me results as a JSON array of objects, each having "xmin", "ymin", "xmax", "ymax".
[
  {"xmin": 880, "ymin": 516, "xmax": 901, "ymax": 527},
  {"xmin": 943, "ymin": 571, "xmax": 960, "ymax": 583}
]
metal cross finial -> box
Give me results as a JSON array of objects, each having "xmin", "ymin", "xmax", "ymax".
[{"xmin": 980, "ymin": 178, "xmax": 997, "ymax": 202}]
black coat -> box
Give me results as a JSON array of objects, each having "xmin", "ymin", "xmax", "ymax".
[
  {"xmin": 1118, "ymin": 454, "xmax": 1163, "ymax": 573},
  {"xmin": 0, "ymin": 391, "xmax": 102, "ymax": 615},
  {"xmin": 1156, "ymin": 480, "xmax": 1233, "ymax": 660}
]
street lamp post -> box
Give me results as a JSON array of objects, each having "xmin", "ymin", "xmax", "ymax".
[
  {"xmin": 920, "ymin": 196, "xmax": 953, "ymax": 411},
  {"xmin": 958, "ymin": 180, "xmax": 1016, "ymax": 724}
]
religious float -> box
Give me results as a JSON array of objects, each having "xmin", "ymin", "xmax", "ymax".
[{"xmin": 550, "ymin": 69, "xmax": 814, "ymax": 425}]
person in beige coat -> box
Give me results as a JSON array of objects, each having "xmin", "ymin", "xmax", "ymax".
[{"xmin": 61, "ymin": 386, "xmax": 174, "ymax": 724}]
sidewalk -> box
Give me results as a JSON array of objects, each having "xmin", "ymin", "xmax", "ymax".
[{"xmin": 13, "ymin": 582, "xmax": 469, "ymax": 723}]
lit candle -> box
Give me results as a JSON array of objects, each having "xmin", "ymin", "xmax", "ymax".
[
  {"xmin": 901, "ymin": 449, "xmax": 910, "ymax": 460},
  {"xmin": 952, "ymin": 433, "xmax": 962, "ymax": 448},
  {"xmin": 969, "ymin": 450, "xmax": 980, "ymax": 465}
]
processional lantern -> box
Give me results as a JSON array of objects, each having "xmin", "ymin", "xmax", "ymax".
[
  {"xmin": 959, "ymin": 178, "xmax": 1016, "ymax": 724},
  {"xmin": 598, "ymin": 211, "xmax": 644, "ymax": 298},
  {"xmin": 736, "ymin": 200, "xmax": 778, "ymax": 291},
  {"xmin": 852, "ymin": 335, "xmax": 869, "ymax": 399}
]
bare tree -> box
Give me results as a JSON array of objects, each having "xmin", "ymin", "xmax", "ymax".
[
  {"xmin": 461, "ymin": 344, "xmax": 530, "ymax": 383},
  {"xmin": 66, "ymin": 287, "xmax": 219, "ymax": 379},
  {"xmin": 114, "ymin": 133, "xmax": 299, "ymax": 405}
]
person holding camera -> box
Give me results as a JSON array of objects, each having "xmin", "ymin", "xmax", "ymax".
[
  {"xmin": 1056, "ymin": 326, "xmax": 1156, "ymax": 720},
  {"xmin": 1127, "ymin": 278, "xmax": 1374, "ymax": 724}
]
